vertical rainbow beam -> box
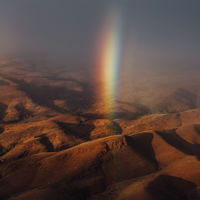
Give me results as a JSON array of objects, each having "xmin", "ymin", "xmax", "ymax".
[{"xmin": 98, "ymin": 6, "xmax": 123, "ymax": 119}]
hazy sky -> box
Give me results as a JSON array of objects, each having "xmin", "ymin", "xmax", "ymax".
[{"xmin": 0, "ymin": 0, "xmax": 200, "ymax": 69}]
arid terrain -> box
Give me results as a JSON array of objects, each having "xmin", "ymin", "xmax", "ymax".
[{"xmin": 1, "ymin": 59, "xmax": 200, "ymax": 200}]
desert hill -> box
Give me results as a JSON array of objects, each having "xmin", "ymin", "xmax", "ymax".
[
  {"xmin": 1, "ymin": 109, "xmax": 200, "ymax": 199},
  {"xmin": 1, "ymin": 60, "xmax": 200, "ymax": 199}
]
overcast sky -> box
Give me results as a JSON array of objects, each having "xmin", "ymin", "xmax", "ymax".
[{"xmin": 0, "ymin": 0, "xmax": 200, "ymax": 69}]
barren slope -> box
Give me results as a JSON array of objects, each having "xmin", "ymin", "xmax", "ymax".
[{"xmin": 1, "ymin": 60, "xmax": 200, "ymax": 200}]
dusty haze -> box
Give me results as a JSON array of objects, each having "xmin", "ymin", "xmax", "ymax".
[{"xmin": 0, "ymin": 0, "xmax": 200, "ymax": 114}]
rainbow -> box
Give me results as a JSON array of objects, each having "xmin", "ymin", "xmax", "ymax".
[{"xmin": 97, "ymin": 6, "xmax": 123, "ymax": 119}]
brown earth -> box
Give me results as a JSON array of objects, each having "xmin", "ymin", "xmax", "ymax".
[{"xmin": 1, "ymin": 59, "xmax": 200, "ymax": 199}]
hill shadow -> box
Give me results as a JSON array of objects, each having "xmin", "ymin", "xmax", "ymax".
[
  {"xmin": 125, "ymin": 133, "xmax": 159, "ymax": 169},
  {"xmin": 156, "ymin": 129, "xmax": 200, "ymax": 160},
  {"xmin": 9, "ymin": 78, "xmax": 94, "ymax": 115},
  {"xmin": 15, "ymin": 103, "xmax": 33, "ymax": 121},
  {"xmin": 0, "ymin": 103, "xmax": 7, "ymax": 122},
  {"xmin": 36, "ymin": 134, "xmax": 54, "ymax": 152},
  {"xmin": 56, "ymin": 121, "xmax": 95, "ymax": 140},
  {"xmin": 104, "ymin": 121, "xmax": 122, "ymax": 135},
  {"xmin": 0, "ymin": 80, "xmax": 9, "ymax": 86},
  {"xmin": 146, "ymin": 174, "xmax": 199, "ymax": 200},
  {"xmin": 0, "ymin": 127, "xmax": 4, "ymax": 134},
  {"xmin": 194, "ymin": 124, "xmax": 200, "ymax": 135}
]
